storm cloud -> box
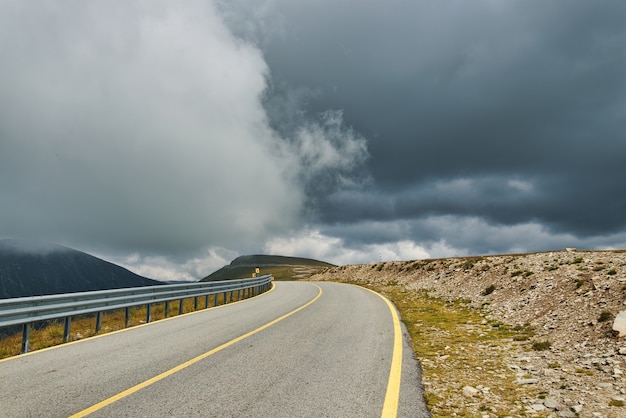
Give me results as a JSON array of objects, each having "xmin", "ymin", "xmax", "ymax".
[
  {"xmin": 2, "ymin": 0, "xmax": 625, "ymax": 279},
  {"xmin": 246, "ymin": 0, "xmax": 626, "ymax": 258}
]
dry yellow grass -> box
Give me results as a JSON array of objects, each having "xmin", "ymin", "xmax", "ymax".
[
  {"xmin": 0, "ymin": 292, "xmax": 238, "ymax": 360},
  {"xmin": 326, "ymin": 279, "xmax": 545, "ymax": 418}
]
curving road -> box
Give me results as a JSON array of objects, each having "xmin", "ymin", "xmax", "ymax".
[{"xmin": 0, "ymin": 281, "xmax": 429, "ymax": 417}]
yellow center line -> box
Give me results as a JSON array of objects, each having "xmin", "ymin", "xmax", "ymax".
[
  {"xmin": 357, "ymin": 285, "xmax": 403, "ymax": 418},
  {"xmin": 69, "ymin": 283, "xmax": 323, "ymax": 418}
]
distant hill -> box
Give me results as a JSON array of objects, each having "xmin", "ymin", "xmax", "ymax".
[
  {"xmin": 0, "ymin": 239, "xmax": 161, "ymax": 299},
  {"xmin": 201, "ymin": 254, "xmax": 335, "ymax": 282}
]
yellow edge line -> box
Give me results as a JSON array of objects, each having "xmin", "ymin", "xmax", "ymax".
[
  {"xmin": 69, "ymin": 283, "xmax": 323, "ymax": 418},
  {"xmin": 356, "ymin": 285, "xmax": 403, "ymax": 418},
  {"xmin": 0, "ymin": 282, "xmax": 277, "ymax": 364}
]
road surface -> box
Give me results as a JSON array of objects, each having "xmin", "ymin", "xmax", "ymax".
[{"xmin": 0, "ymin": 281, "xmax": 429, "ymax": 417}]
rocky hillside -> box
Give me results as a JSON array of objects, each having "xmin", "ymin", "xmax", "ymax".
[
  {"xmin": 311, "ymin": 249, "xmax": 626, "ymax": 417},
  {"xmin": 0, "ymin": 239, "xmax": 160, "ymax": 299}
]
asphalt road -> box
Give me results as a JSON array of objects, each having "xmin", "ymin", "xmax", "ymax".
[{"xmin": 0, "ymin": 281, "xmax": 429, "ymax": 417}]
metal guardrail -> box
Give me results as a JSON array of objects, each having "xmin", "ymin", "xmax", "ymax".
[{"xmin": 0, "ymin": 274, "xmax": 273, "ymax": 354}]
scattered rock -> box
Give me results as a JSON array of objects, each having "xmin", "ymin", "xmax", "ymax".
[
  {"xmin": 516, "ymin": 378, "xmax": 538, "ymax": 384},
  {"xmin": 531, "ymin": 403, "xmax": 546, "ymax": 411},
  {"xmin": 613, "ymin": 310, "xmax": 626, "ymax": 337},
  {"xmin": 571, "ymin": 404, "xmax": 583, "ymax": 413},
  {"xmin": 544, "ymin": 398, "xmax": 559, "ymax": 409},
  {"xmin": 462, "ymin": 385, "xmax": 479, "ymax": 397}
]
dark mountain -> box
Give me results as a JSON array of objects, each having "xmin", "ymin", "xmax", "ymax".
[
  {"xmin": 201, "ymin": 254, "xmax": 335, "ymax": 282},
  {"xmin": 0, "ymin": 239, "xmax": 161, "ymax": 299}
]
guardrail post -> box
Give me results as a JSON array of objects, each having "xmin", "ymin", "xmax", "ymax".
[
  {"xmin": 21, "ymin": 323, "xmax": 31, "ymax": 354},
  {"xmin": 178, "ymin": 299, "xmax": 184, "ymax": 315},
  {"xmin": 146, "ymin": 303, "xmax": 152, "ymax": 323},
  {"xmin": 205, "ymin": 294, "xmax": 209, "ymax": 308},
  {"xmin": 96, "ymin": 312, "xmax": 103, "ymax": 333},
  {"xmin": 63, "ymin": 317, "xmax": 72, "ymax": 342},
  {"xmin": 125, "ymin": 307, "xmax": 131, "ymax": 327},
  {"xmin": 194, "ymin": 297, "xmax": 198, "ymax": 310},
  {"xmin": 165, "ymin": 301, "xmax": 170, "ymax": 318}
]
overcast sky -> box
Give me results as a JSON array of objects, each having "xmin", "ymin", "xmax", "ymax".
[{"xmin": 1, "ymin": 0, "xmax": 625, "ymax": 281}]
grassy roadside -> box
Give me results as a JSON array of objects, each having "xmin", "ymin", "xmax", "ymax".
[
  {"xmin": 0, "ymin": 293, "xmax": 238, "ymax": 360},
  {"xmin": 337, "ymin": 280, "xmax": 544, "ymax": 417}
]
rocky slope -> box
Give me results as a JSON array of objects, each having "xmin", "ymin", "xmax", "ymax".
[{"xmin": 311, "ymin": 249, "xmax": 626, "ymax": 418}]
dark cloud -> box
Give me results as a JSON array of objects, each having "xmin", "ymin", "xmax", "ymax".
[
  {"xmin": 241, "ymin": 0, "xmax": 626, "ymax": 248},
  {"xmin": 2, "ymin": 0, "xmax": 625, "ymax": 278}
]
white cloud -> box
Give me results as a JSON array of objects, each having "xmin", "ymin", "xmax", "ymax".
[
  {"xmin": 264, "ymin": 229, "xmax": 435, "ymax": 265},
  {"xmin": 0, "ymin": 1, "xmax": 304, "ymax": 253},
  {"xmin": 420, "ymin": 216, "xmax": 580, "ymax": 254},
  {"xmin": 0, "ymin": 1, "xmax": 380, "ymax": 280},
  {"xmin": 283, "ymin": 216, "xmax": 592, "ymax": 266},
  {"xmin": 263, "ymin": 229, "xmax": 342, "ymax": 261},
  {"xmin": 292, "ymin": 110, "xmax": 369, "ymax": 176},
  {"xmin": 107, "ymin": 247, "xmax": 239, "ymax": 282},
  {"xmin": 508, "ymin": 179, "xmax": 534, "ymax": 193}
]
